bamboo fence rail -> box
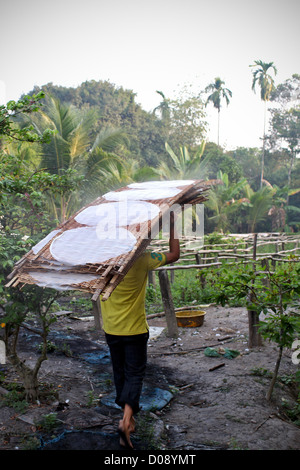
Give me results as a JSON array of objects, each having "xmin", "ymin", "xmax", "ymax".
[
  {"xmin": 152, "ymin": 232, "xmax": 299, "ymax": 343},
  {"xmin": 150, "ymin": 233, "xmax": 300, "ymax": 273}
]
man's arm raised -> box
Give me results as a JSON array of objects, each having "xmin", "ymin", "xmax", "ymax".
[{"xmin": 164, "ymin": 211, "xmax": 180, "ymax": 264}]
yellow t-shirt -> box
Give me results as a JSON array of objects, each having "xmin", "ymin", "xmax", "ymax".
[{"xmin": 101, "ymin": 251, "xmax": 166, "ymax": 335}]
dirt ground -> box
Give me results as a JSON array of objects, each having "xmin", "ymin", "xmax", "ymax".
[{"xmin": 0, "ymin": 303, "xmax": 299, "ymax": 452}]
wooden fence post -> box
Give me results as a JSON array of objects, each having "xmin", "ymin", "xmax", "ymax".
[
  {"xmin": 272, "ymin": 243, "xmax": 278, "ymax": 268},
  {"xmin": 170, "ymin": 263, "xmax": 175, "ymax": 283},
  {"xmin": 148, "ymin": 270, "xmax": 156, "ymax": 287},
  {"xmin": 247, "ymin": 233, "xmax": 262, "ymax": 348},
  {"xmin": 92, "ymin": 297, "xmax": 102, "ymax": 331},
  {"xmin": 158, "ymin": 269, "xmax": 178, "ymax": 338},
  {"xmin": 196, "ymin": 253, "xmax": 206, "ymax": 288}
]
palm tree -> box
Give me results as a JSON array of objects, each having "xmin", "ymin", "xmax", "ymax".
[
  {"xmin": 153, "ymin": 91, "xmax": 171, "ymax": 123},
  {"xmin": 205, "ymin": 171, "xmax": 248, "ymax": 232},
  {"xmin": 246, "ymin": 185, "xmax": 274, "ymax": 232},
  {"xmin": 27, "ymin": 96, "xmax": 130, "ymax": 221},
  {"xmin": 156, "ymin": 141, "xmax": 207, "ymax": 180},
  {"xmin": 250, "ymin": 60, "xmax": 277, "ymax": 188},
  {"xmin": 205, "ymin": 77, "xmax": 232, "ymax": 146},
  {"xmin": 29, "ymin": 96, "xmax": 93, "ymax": 174}
]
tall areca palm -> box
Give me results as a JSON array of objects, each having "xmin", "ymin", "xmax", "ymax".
[
  {"xmin": 250, "ymin": 60, "xmax": 277, "ymax": 187},
  {"xmin": 153, "ymin": 91, "xmax": 171, "ymax": 123},
  {"xmin": 205, "ymin": 77, "xmax": 232, "ymax": 146},
  {"xmin": 153, "ymin": 90, "xmax": 171, "ymax": 143}
]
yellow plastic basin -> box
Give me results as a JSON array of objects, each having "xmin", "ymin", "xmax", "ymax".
[{"xmin": 176, "ymin": 310, "xmax": 206, "ymax": 327}]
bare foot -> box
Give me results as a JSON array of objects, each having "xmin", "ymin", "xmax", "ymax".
[{"xmin": 118, "ymin": 419, "xmax": 134, "ymax": 448}]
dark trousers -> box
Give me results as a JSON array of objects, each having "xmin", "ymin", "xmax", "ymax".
[{"xmin": 105, "ymin": 332, "xmax": 149, "ymax": 414}]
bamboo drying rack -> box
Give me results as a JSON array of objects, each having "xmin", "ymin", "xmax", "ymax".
[{"xmin": 6, "ymin": 180, "xmax": 211, "ymax": 301}]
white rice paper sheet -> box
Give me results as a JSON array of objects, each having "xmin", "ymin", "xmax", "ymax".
[
  {"xmin": 28, "ymin": 271, "xmax": 99, "ymax": 290},
  {"xmin": 75, "ymin": 200, "xmax": 160, "ymax": 227},
  {"xmin": 32, "ymin": 230, "xmax": 62, "ymax": 255},
  {"xmin": 50, "ymin": 226, "xmax": 137, "ymax": 266},
  {"xmin": 103, "ymin": 187, "xmax": 182, "ymax": 201}
]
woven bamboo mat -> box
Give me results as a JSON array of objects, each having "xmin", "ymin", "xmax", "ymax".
[{"xmin": 6, "ymin": 179, "xmax": 210, "ymax": 300}]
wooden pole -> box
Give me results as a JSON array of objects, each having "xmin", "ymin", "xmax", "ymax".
[
  {"xmin": 148, "ymin": 270, "xmax": 156, "ymax": 287},
  {"xmin": 92, "ymin": 297, "xmax": 102, "ymax": 331},
  {"xmin": 158, "ymin": 269, "xmax": 178, "ymax": 338},
  {"xmin": 169, "ymin": 263, "xmax": 175, "ymax": 283},
  {"xmin": 248, "ymin": 233, "xmax": 262, "ymax": 347}
]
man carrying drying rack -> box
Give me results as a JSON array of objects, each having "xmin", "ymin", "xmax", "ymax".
[{"xmin": 101, "ymin": 212, "xmax": 180, "ymax": 449}]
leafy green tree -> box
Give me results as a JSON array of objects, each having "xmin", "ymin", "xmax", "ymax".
[
  {"xmin": 271, "ymin": 108, "xmax": 300, "ymax": 188},
  {"xmin": 0, "ymin": 96, "xmax": 77, "ymax": 400},
  {"xmin": 2, "ymin": 284, "xmax": 60, "ymax": 401},
  {"xmin": 215, "ymin": 260, "xmax": 300, "ymax": 399},
  {"xmin": 205, "ymin": 77, "xmax": 232, "ymax": 146},
  {"xmin": 268, "ymin": 75, "xmax": 300, "ymax": 197},
  {"xmin": 167, "ymin": 89, "xmax": 207, "ymax": 150},
  {"xmin": 250, "ymin": 60, "xmax": 277, "ymax": 187},
  {"xmin": 270, "ymin": 73, "xmax": 300, "ymax": 106},
  {"xmin": 258, "ymin": 262, "xmax": 300, "ymax": 400},
  {"xmin": 30, "ymin": 81, "xmax": 166, "ymax": 167},
  {"xmin": 203, "ymin": 142, "xmax": 243, "ymax": 183},
  {"xmin": 0, "ymin": 91, "xmax": 53, "ymax": 145},
  {"xmin": 0, "ymin": 153, "xmax": 83, "ymax": 399},
  {"xmin": 229, "ymin": 147, "xmax": 261, "ymax": 189}
]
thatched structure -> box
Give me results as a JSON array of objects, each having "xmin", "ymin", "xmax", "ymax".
[{"xmin": 6, "ymin": 179, "xmax": 210, "ymax": 301}]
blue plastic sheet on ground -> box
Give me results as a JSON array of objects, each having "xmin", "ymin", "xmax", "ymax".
[
  {"xmin": 40, "ymin": 429, "xmax": 122, "ymax": 450},
  {"xmin": 101, "ymin": 384, "xmax": 173, "ymax": 411},
  {"xmin": 79, "ymin": 349, "xmax": 111, "ymax": 364},
  {"xmin": 49, "ymin": 331, "xmax": 81, "ymax": 341}
]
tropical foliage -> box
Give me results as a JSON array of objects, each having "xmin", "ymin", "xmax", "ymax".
[
  {"xmin": 0, "ymin": 63, "xmax": 299, "ymax": 401},
  {"xmin": 156, "ymin": 141, "xmax": 207, "ymax": 180},
  {"xmin": 1, "ymin": 65, "xmax": 300, "ymax": 237}
]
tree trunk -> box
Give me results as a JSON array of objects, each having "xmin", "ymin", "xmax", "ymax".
[
  {"xmin": 158, "ymin": 270, "xmax": 178, "ymax": 338},
  {"xmin": 266, "ymin": 345, "xmax": 283, "ymax": 401},
  {"xmin": 260, "ymin": 102, "xmax": 267, "ymax": 188},
  {"xmin": 8, "ymin": 351, "xmax": 40, "ymax": 401},
  {"xmin": 6, "ymin": 322, "xmax": 48, "ymax": 401},
  {"xmin": 92, "ymin": 297, "xmax": 102, "ymax": 330},
  {"xmin": 23, "ymin": 370, "xmax": 40, "ymax": 401},
  {"xmin": 247, "ymin": 309, "xmax": 262, "ymax": 348},
  {"xmin": 247, "ymin": 233, "xmax": 262, "ymax": 347}
]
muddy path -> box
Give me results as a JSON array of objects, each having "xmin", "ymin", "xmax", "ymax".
[{"xmin": 0, "ymin": 305, "xmax": 299, "ymax": 451}]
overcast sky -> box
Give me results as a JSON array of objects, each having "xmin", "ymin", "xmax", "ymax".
[{"xmin": 1, "ymin": 0, "xmax": 299, "ymax": 149}]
